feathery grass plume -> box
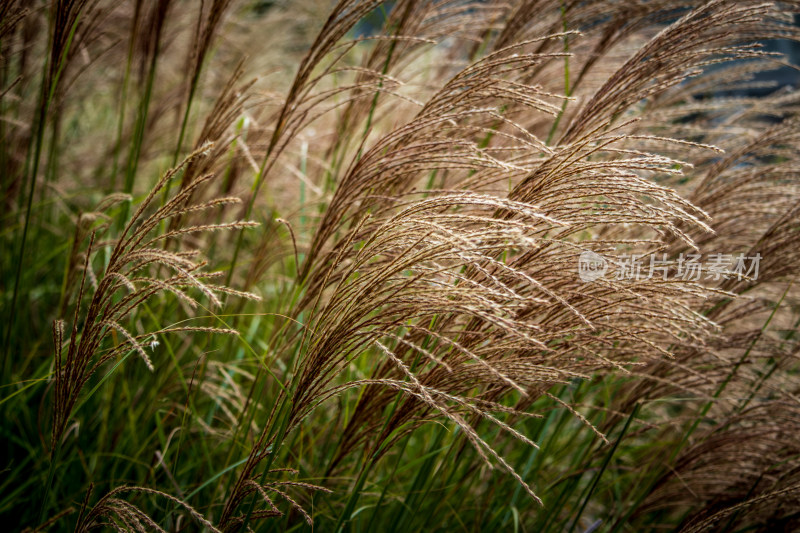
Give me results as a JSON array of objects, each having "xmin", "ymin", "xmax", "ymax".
[
  {"xmin": 636, "ymin": 402, "xmax": 800, "ymax": 531},
  {"xmin": 229, "ymin": 0, "xmax": 509, "ymax": 222},
  {"xmin": 46, "ymin": 0, "xmax": 103, "ymax": 98},
  {"xmin": 187, "ymin": 0, "xmax": 234, "ymax": 87},
  {"xmin": 220, "ymin": 470, "xmax": 333, "ymax": 530},
  {"xmin": 133, "ymin": 0, "xmax": 171, "ymax": 82},
  {"xmin": 0, "ymin": 1, "xmax": 26, "ymax": 41},
  {"xmin": 557, "ymin": 1, "xmax": 782, "ymax": 145},
  {"xmin": 3, "ymin": 0, "xmax": 800, "ymax": 530},
  {"xmin": 572, "ymin": 10, "xmax": 800, "ymax": 528},
  {"xmin": 223, "ymin": 0, "xmax": 414, "ymax": 285},
  {"xmin": 215, "ymin": 2, "xmax": 796, "ymax": 526},
  {"xmin": 292, "ymin": 0, "xmax": 774, "ymax": 469},
  {"xmin": 74, "ymin": 485, "xmax": 222, "ymax": 532},
  {"xmin": 248, "ymin": 0, "xmax": 390, "ymax": 180},
  {"xmin": 171, "ymin": 0, "xmax": 236, "ymax": 169},
  {"xmin": 325, "ymin": 0, "xmax": 510, "ymax": 159},
  {"xmin": 51, "ymin": 145, "xmax": 258, "ymax": 447},
  {"xmin": 167, "ymin": 61, "xmax": 256, "ymax": 237},
  {"xmin": 607, "ymin": 117, "xmax": 800, "ymax": 415}
]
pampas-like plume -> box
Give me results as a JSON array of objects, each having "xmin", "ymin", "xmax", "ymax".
[
  {"xmin": 4, "ymin": 0, "xmax": 800, "ymax": 530},
  {"xmin": 215, "ymin": 2, "xmax": 797, "ymax": 526},
  {"xmin": 638, "ymin": 402, "xmax": 800, "ymax": 532},
  {"xmin": 50, "ymin": 145, "xmax": 258, "ymax": 448},
  {"xmin": 74, "ymin": 485, "xmax": 222, "ymax": 533}
]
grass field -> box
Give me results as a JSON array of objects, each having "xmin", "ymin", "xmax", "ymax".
[{"xmin": 2, "ymin": 1, "xmax": 800, "ymax": 531}]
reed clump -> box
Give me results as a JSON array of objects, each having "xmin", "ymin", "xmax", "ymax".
[{"xmin": 1, "ymin": 0, "xmax": 799, "ymax": 531}]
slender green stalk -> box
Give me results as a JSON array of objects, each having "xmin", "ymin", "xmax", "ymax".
[
  {"xmin": 108, "ymin": 3, "xmax": 141, "ymax": 192},
  {"xmin": 4, "ymin": 3, "xmax": 83, "ymax": 371},
  {"xmin": 567, "ymin": 403, "xmax": 640, "ymax": 533}
]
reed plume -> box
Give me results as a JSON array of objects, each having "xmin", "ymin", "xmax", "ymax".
[{"xmin": 2, "ymin": 0, "xmax": 799, "ymax": 531}]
